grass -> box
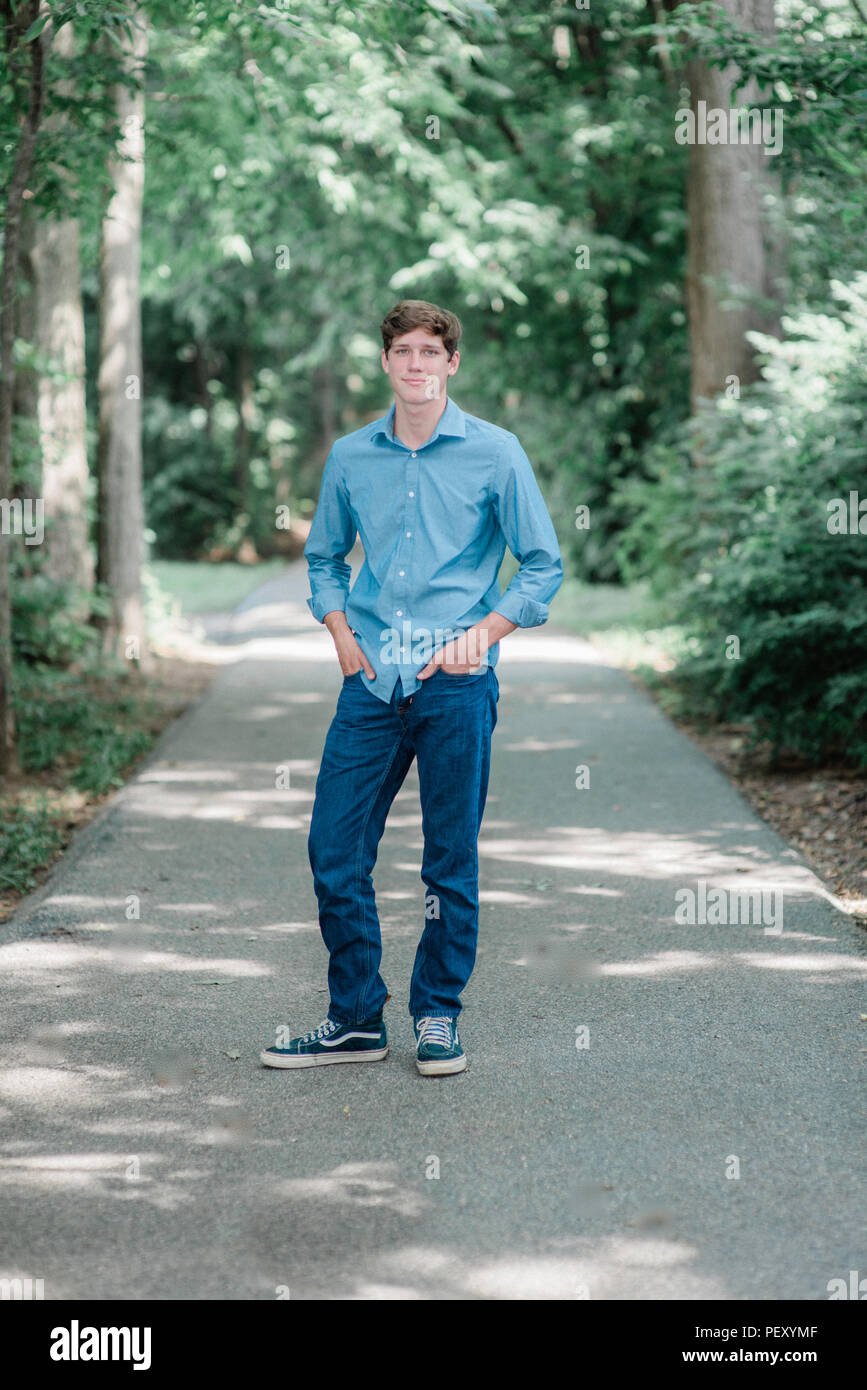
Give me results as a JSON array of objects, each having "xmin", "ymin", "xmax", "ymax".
[
  {"xmin": 549, "ymin": 578, "xmax": 689, "ymax": 672},
  {"xmin": 550, "ymin": 578, "xmax": 652, "ymax": 637},
  {"xmin": 0, "ymin": 798, "xmax": 67, "ymax": 896},
  {"xmin": 146, "ymin": 556, "xmax": 284, "ymax": 617},
  {"xmin": 146, "ymin": 558, "xmax": 287, "ymax": 616},
  {"xmin": 16, "ymin": 666, "xmax": 156, "ymax": 796}
]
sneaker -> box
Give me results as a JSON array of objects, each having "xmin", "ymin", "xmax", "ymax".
[
  {"xmin": 260, "ymin": 1015, "xmax": 388, "ymax": 1068},
  {"xmin": 413, "ymin": 1015, "xmax": 467, "ymax": 1076}
]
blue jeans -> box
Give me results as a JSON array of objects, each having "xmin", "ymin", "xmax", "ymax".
[{"xmin": 307, "ymin": 666, "xmax": 499, "ymax": 1024}]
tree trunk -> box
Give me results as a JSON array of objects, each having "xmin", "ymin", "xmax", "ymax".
[
  {"xmin": 27, "ymin": 212, "xmax": 91, "ymax": 590},
  {"xmin": 312, "ymin": 360, "xmax": 336, "ymax": 469},
  {"xmin": 236, "ymin": 340, "xmax": 252, "ymax": 512},
  {"xmin": 14, "ymin": 213, "xmax": 39, "ymax": 486},
  {"xmin": 96, "ymin": 11, "xmax": 150, "ymax": 669},
  {"xmin": 684, "ymin": 0, "xmax": 786, "ymax": 414},
  {"xmin": 0, "ymin": 0, "xmax": 45, "ymax": 774},
  {"xmin": 21, "ymin": 21, "xmax": 92, "ymax": 593}
]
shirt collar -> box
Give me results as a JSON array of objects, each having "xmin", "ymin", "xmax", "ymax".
[{"xmin": 372, "ymin": 395, "xmax": 467, "ymax": 446}]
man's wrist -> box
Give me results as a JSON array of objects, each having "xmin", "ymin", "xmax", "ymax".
[
  {"xmin": 448, "ymin": 613, "xmax": 516, "ymax": 667},
  {"xmin": 471, "ymin": 612, "xmax": 518, "ymax": 646},
  {"xmin": 323, "ymin": 610, "xmax": 350, "ymax": 635}
]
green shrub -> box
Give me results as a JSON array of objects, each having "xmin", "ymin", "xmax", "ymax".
[
  {"xmin": 14, "ymin": 668, "xmax": 155, "ymax": 794},
  {"xmin": 615, "ymin": 274, "xmax": 867, "ymax": 765},
  {"xmin": 0, "ymin": 799, "xmax": 66, "ymax": 894},
  {"xmin": 12, "ymin": 574, "xmax": 107, "ymax": 667}
]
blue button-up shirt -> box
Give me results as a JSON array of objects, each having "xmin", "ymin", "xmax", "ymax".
[{"xmin": 304, "ymin": 395, "xmax": 564, "ymax": 705}]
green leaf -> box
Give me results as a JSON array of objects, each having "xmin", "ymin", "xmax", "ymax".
[{"xmin": 23, "ymin": 11, "xmax": 51, "ymax": 42}]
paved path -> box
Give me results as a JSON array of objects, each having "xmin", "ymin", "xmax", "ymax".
[{"xmin": 2, "ymin": 561, "xmax": 865, "ymax": 1300}]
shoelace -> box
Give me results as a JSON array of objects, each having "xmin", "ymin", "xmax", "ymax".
[
  {"xmin": 299, "ymin": 1019, "xmax": 339, "ymax": 1044},
  {"xmin": 416, "ymin": 1016, "xmax": 453, "ymax": 1049}
]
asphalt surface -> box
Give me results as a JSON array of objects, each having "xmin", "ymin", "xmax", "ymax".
[{"xmin": 1, "ymin": 560, "xmax": 865, "ymax": 1300}]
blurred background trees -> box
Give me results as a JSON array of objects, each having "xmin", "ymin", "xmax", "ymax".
[{"xmin": 1, "ymin": 0, "xmax": 865, "ymax": 775}]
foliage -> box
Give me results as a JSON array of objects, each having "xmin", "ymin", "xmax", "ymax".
[
  {"xmin": 615, "ymin": 272, "xmax": 867, "ymax": 764},
  {"xmin": 128, "ymin": 0, "xmax": 693, "ymax": 573},
  {"xmin": 14, "ymin": 665, "xmax": 154, "ymax": 793},
  {"xmin": 0, "ymin": 797, "xmax": 66, "ymax": 893},
  {"xmin": 11, "ymin": 572, "xmax": 108, "ymax": 665},
  {"xmin": 6, "ymin": 0, "xmax": 867, "ymax": 771},
  {"xmin": 128, "ymin": 0, "xmax": 866, "ymax": 578}
]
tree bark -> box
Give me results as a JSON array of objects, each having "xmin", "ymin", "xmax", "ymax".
[
  {"xmin": 21, "ymin": 21, "xmax": 92, "ymax": 593},
  {"xmin": 236, "ymin": 341, "xmax": 252, "ymax": 511},
  {"xmin": 312, "ymin": 360, "xmax": 336, "ymax": 469},
  {"xmin": 0, "ymin": 0, "xmax": 45, "ymax": 774},
  {"xmin": 96, "ymin": 10, "xmax": 150, "ymax": 669},
  {"xmin": 684, "ymin": 0, "xmax": 786, "ymax": 414}
]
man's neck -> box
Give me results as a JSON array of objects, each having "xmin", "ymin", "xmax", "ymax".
[{"xmin": 393, "ymin": 394, "xmax": 448, "ymax": 451}]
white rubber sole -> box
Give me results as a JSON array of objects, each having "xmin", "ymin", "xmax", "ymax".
[
  {"xmin": 416, "ymin": 1054, "xmax": 468, "ymax": 1076},
  {"xmin": 260, "ymin": 1046, "xmax": 389, "ymax": 1069}
]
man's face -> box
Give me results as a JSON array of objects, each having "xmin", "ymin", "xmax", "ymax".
[{"xmin": 381, "ymin": 328, "xmax": 459, "ymax": 405}]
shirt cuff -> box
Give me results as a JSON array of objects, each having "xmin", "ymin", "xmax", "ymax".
[
  {"xmin": 492, "ymin": 591, "xmax": 549, "ymax": 628},
  {"xmin": 307, "ymin": 591, "xmax": 348, "ymax": 624}
]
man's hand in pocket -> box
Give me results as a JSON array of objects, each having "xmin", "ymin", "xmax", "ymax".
[
  {"xmin": 417, "ymin": 628, "xmax": 488, "ymax": 680},
  {"xmin": 323, "ymin": 611, "xmax": 376, "ymax": 679}
]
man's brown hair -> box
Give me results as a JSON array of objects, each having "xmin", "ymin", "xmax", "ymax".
[{"xmin": 380, "ymin": 299, "xmax": 462, "ymax": 360}]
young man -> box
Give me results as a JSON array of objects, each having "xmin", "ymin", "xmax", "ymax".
[{"xmin": 260, "ymin": 299, "xmax": 563, "ymax": 1076}]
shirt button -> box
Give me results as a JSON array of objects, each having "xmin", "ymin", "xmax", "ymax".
[
  {"xmin": 406, "ymin": 531, "xmax": 411, "ymax": 538},
  {"xmin": 396, "ymin": 610, "xmax": 403, "ymax": 616},
  {"xmin": 408, "ymin": 490, "xmax": 415, "ymax": 498},
  {"xmin": 399, "ymin": 570, "xmax": 405, "ymax": 576},
  {"xmin": 411, "ymin": 452, "xmax": 417, "ymax": 458}
]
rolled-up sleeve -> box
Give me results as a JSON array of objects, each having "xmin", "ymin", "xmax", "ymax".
[
  {"xmin": 490, "ymin": 434, "xmax": 564, "ymax": 627},
  {"xmin": 304, "ymin": 448, "xmax": 356, "ymax": 623}
]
